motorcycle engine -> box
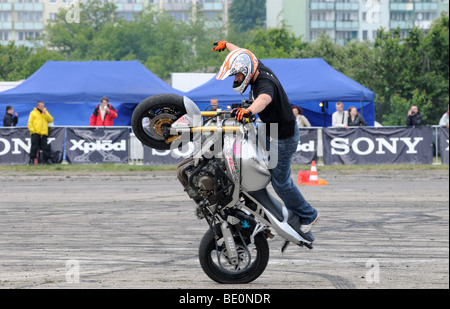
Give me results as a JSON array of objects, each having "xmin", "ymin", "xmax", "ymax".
[
  {"xmin": 177, "ymin": 158, "xmax": 219, "ymax": 218},
  {"xmin": 190, "ymin": 167, "xmax": 218, "ymax": 205}
]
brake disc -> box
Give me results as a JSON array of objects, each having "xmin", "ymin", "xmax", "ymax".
[{"xmin": 144, "ymin": 113, "xmax": 177, "ymax": 141}]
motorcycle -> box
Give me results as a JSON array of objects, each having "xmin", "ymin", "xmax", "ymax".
[{"xmin": 131, "ymin": 93, "xmax": 314, "ymax": 284}]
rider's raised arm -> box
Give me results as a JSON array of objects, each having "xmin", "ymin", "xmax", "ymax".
[
  {"xmin": 212, "ymin": 41, "xmax": 240, "ymax": 52},
  {"xmin": 225, "ymin": 42, "xmax": 240, "ymax": 52}
]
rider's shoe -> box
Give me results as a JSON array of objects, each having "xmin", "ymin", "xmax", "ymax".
[{"xmin": 300, "ymin": 213, "xmax": 320, "ymax": 234}]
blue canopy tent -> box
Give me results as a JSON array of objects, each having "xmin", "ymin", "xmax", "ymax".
[
  {"xmin": 0, "ymin": 60, "xmax": 182, "ymax": 126},
  {"xmin": 186, "ymin": 58, "xmax": 375, "ymax": 127}
]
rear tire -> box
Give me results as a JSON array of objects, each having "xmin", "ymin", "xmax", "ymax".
[{"xmin": 131, "ymin": 94, "xmax": 186, "ymax": 150}]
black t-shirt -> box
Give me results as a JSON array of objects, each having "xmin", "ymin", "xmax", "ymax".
[{"xmin": 250, "ymin": 61, "xmax": 296, "ymax": 139}]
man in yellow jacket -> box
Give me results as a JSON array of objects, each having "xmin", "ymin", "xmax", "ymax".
[{"xmin": 27, "ymin": 101, "xmax": 54, "ymax": 165}]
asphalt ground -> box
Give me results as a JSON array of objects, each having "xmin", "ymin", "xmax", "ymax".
[{"xmin": 0, "ymin": 168, "xmax": 448, "ymax": 290}]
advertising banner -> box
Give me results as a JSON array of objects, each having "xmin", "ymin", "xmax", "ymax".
[
  {"xmin": 292, "ymin": 128, "xmax": 318, "ymax": 165},
  {"xmin": 66, "ymin": 127, "xmax": 129, "ymax": 164},
  {"xmin": 0, "ymin": 127, "xmax": 65, "ymax": 165},
  {"xmin": 440, "ymin": 127, "xmax": 449, "ymax": 164},
  {"xmin": 323, "ymin": 126, "xmax": 433, "ymax": 165},
  {"xmin": 143, "ymin": 129, "xmax": 318, "ymax": 166},
  {"xmin": 143, "ymin": 143, "xmax": 194, "ymax": 165}
]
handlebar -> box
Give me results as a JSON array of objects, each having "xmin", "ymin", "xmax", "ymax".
[
  {"xmin": 201, "ymin": 111, "xmax": 232, "ymax": 117},
  {"xmin": 200, "ymin": 110, "xmax": 255, "ymax": 124},
  {"xmin": 201, "ymin": 111, "xmax": 220, "ymax": 117},
  {"xmin": 191, "ymin": 126, "xmax": 242, "ymax": 133}
]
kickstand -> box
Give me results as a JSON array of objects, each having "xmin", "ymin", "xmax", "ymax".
[{"xmin": 281, "ymin": 241, "xmax": 290, "ymax": 254}]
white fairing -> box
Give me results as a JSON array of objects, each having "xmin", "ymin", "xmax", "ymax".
[
  {"xmin": 265, "ymin": 211, "xmax": 311, "ymax": 245},
  {"xmin": 183, "ymin": 96, "xmax": 202, "ymax": 127},
  {"xmin": 240, "ymin": 135, "xmax": 271, "ymax": 191}
]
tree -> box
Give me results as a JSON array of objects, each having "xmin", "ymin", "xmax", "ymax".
[
  {"xmin": 295, "ymin": 33, "xmax": 349, "ymax": 73},
  {"xmin": 44, "ymin": 3, "xmax": 224, "ymax": 79},
  {"xmin": 8, "ymin": 2, "xmax": 449, "ymax": 127},
  {"xmin": 244, "ymin": 27, "xmax": 305, "ymax": 58},
  {"xmin": 363, "ymin": 16, "xmax": 449, "ymax": 125},
  {"xmin": 0, "ymin": 42, "xmax": 30, "ymax": 81},
  {"xmin": 45, "ymin": 0, "xmax": 118, "ymax": 60},
  {"xmin": 229, "ymin": 0, "xmax": 266, "ymax": 33},
  {"xmin": 0, "ymin": 42, "xmax": 63, "ymax": 81}
]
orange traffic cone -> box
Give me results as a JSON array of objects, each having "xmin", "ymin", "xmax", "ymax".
[
  {"xmin": 299, "ymin": 161, "xmax": 328, "ymax": 186},
  {"xmin": 307, "ymin": 161, "xmax": 320, "ymax": 186},
  {"xmin": 297, "ymin": 171, "xmax": 310, "ymax": 185}
]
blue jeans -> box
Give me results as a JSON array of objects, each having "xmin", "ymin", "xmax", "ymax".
[{"xmin": 267, "ymin": 124, "xmax": 318, "ymax": 225}]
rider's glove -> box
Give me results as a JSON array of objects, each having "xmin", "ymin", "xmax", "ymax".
[
  {"xmin": 232, "ymin": 108, "xmax": 253, "ymax": 122},
  {"xmin": 212, "ymin": 41, "xmax": 228, "ymax": 52}
]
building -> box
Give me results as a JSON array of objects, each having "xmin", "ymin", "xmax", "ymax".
[
  {"xmin": 1, "ymin": 0, "xmax": 45, "ymax": 48},
  {"xmin": 266, "ymin": 0, "xmax": 449, "ymax": 45},
  {"xmin": 152, "ymin": 0, "xmax": 230, "ymax": 22},
  {"xmin": 0, "ymin": 0, "xmax": 230, "ymax": 47}
]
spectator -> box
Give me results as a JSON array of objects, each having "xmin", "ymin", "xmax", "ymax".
[
  {"xmin": 3, "ymin": 105, "xmax": 18, "ymax": 127},
  {"xmin": 27, "ymin": 101, "xmax": 54, "ymax": 165},
  {"xmin": 439, "ymin": 104, "xmax": 449, "ymax": 128},
  {"xmin": 90, "ymin": 97, "xmax": 118, "ymax": 126},
  {"xmin": 292, "ymin": 105, "xmax": 311, "ymax": 128},
  {"xmin": 347, "ymin": 106, "xmax": 367, "ymax": 127},
  {"xmin": 332, "ymin": 101, "xmax": 348, "ymax": 129},
  {"xmin": 210, "ymin": 98, "xmax": 219, "ymax": 111},
  {"xmin": 406, "ymin": 105, "xmax": 422, "ymax": 126}
]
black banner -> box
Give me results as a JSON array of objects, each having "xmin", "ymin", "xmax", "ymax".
[
  {"xmin": 143, "ymin": 143, "xmax": 194, "ymax": 165},
  {"xmin": 292, "ymin": 128, "xmax": 318, "ymax": 165},
  {"xmin": 0, "ymin": 127, "xmax": 65, "ymax": 165},
  {"xmin": 66, "ymin": 127, "xmax": 130, "ymax": 164},
  {"xmin": 323, "ymin": 126, "xmax": 433, "ymax": 165},
  {"xmin": 143, "ymin": 129, "xmax": 318, "ymax": 166},
  {"xmin": 440, "ymin": 127, "xmax": 449, "ymax": 164}
]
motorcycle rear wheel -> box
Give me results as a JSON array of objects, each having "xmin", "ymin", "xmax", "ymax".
[
  {"xmin": 199, "ymin": 228, "xmax": 269, "ymax": 284},
  {"xmin": 131, "ymin": 94, "xmax": 186, "ymax": 150}
]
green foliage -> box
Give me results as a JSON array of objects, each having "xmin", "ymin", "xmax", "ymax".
[
  {"xmin": 0, "ymin": 42, "xmax": 30, "ymax": 81},
  {"xmin": 44, "ymin": 2, "xmax": 224, "ymax": 79},
  {"xmin": 359, "ymin": 15, "xmax": 449, "ymax": 125},
  {"xmin": 241, "ymin": 27, "xmax": 305, "ymax": 58},
  {"xmin": 228, "ymin": 0, "xmax": 266, "ymax": 33},
  {"xmin": 2, "ymin": 1, "xmax": 448, "ymax": 126},
  {"xmin": 0, "ymin": 42, "xmax": 64, "ymax": 81}
]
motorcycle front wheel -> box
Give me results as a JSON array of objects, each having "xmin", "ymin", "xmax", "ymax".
[
  {"xmin": 131, "ymin": 94, "xmax": 186, "ymax": 150},
  {"xmin": 199, "ymin": 228, "xmax": 269, "ymax": 284}
]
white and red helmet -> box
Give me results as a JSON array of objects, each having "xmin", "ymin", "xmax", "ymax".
[{"xmin": 216, "ymin": 48, "xmax": 258, "ymax": 94}]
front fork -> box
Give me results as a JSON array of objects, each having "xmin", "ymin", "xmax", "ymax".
[{"xmin": 220, "ymin": 221, "xmax": 239, "ymax": 266}]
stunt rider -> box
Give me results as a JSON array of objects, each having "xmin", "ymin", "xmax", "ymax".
[{"xmin": 213, "ymin": 41, "xmax": 320, "ymax": 234}]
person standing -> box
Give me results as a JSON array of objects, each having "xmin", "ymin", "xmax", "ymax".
[
  {"xmin": 332, "ymin": 101, "xmax": 349, "ymax": 129},
  {"xmin": 406, "ymin": 105, "xmax": 422, "ymax": 126},
  {"xmin": 90, "ymin": 97, "xmax": 118, "ymax": 126},
  {"xmin": 3, "ymin": 106, "xmax": 18, "ymax": 127},
  {"xmin": 292, "ymin": 105, "xmax": 311, "ymax": 128},
  {"xmin": 347, "ymin": 106, "xmax": 367, "ymax": 127},
  {"xmin": 439, "ymin": 104, "xmax": 449, "ymax": 128},
  {"xmin": 210, "ymin": 98, "xmax": 219, "ymax": 111},
  {"xmin": 27, "ymin": 101, "xmax": 54, "ymax": 165}
]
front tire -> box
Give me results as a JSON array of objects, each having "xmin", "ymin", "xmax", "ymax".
[{"xmin": 198, "ymin": 228, "xmax": 269, "ymax": 284}]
